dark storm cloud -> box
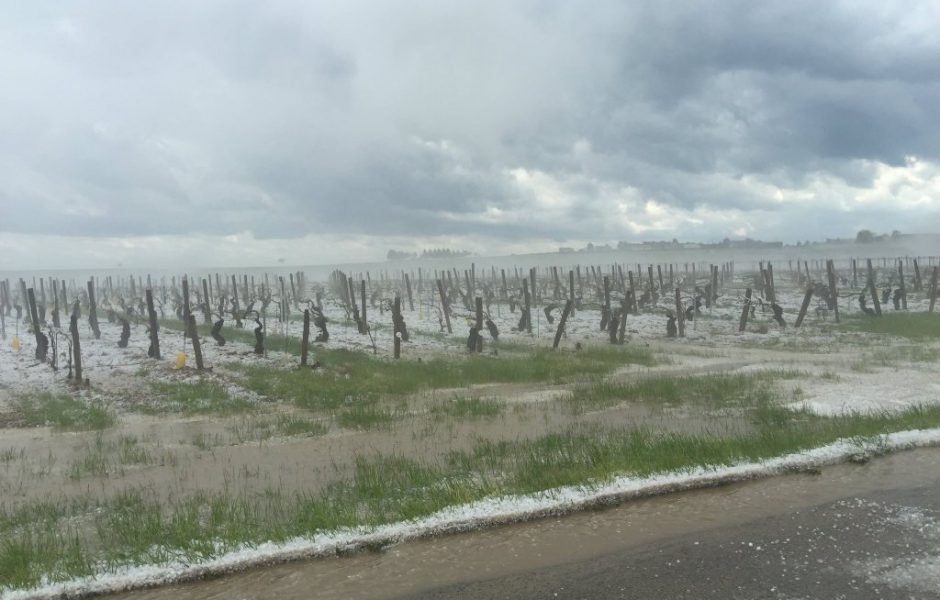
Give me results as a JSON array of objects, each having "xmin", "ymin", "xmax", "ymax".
[{"xmin": 1, "ymin": 0, "xmax": 938, "ymax": 243}]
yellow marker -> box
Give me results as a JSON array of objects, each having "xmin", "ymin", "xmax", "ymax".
[
  {"xmin": 175, "ymin": 352, "xmax": 187, "ymax": 369},
  {"xmin": 11, "ymin": 336, "xmax": 21, "ymax": 352}
]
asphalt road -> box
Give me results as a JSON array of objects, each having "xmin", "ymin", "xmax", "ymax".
[{"xmin": 405, "ymin": 482, "xmax": 940, "ymax": 599}]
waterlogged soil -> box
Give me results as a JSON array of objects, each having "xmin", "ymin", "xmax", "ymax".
[
  {"xmin": 2, "ymin": 284, "xmax": 939, "ymax": 512},
  {"xmin": 0, "ymin": 379, "xmax": 752, "ymax": 507}
]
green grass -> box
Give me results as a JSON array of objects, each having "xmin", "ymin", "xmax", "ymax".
[
  {"xmin": 6, "ymin": 399, "xmax": 940, "ymax": 592},
  {"xmin": 13, "ymin": 392, "xmax": 116, "ymax": 431},
  {"xmin": 275, "ymin": 415, "xmax": 329, "ymax": 437},
  {"xmin": 838, "ymin": 313, "xmax": 940, "ymax": 340},
  {"xmin": 234, "ymin": 345, "xmax": 655, "ymax": 412},
  {"xmin": 431, "ymin": 396, "xmax": 503, "ymax": 418},
  {"xmin": 335, "ymin": 401, "xmax": 408, "ymax": 430},
  {"xmin": 68, "ymin": 434, "xmax": 154, "ymax": 480},
  {"xmin": 146, "ymin": 381, "xmax": 255, "ymax": 415},
  {"xmin": 563, "ymin": 370, "xmax": 804, "ymax": 414}
]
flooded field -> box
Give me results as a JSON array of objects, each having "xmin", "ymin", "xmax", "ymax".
[{"xmin": 1, "ymin": 256, "xmax": 939, "ymax": 598}]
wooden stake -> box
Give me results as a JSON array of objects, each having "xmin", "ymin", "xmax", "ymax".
[
  {"xmin": 300, "ymin": 309, "xmax": 310, "ymax": 366},
  {"xmin": 627, "ymin": 271, "xmax": 638, "ymax": 313},
  {"xmin": 929, "ymin": 267, "xmax": 939, "ymax": 314},
  {"xmin": 865, "ymin": 259, "xmax": 882, "ymax": 316},
  {"xmin": 794, "ymin": 286, "xmax": 813, "ymax": 328},
  {"xmin": 826, "ymin": 259, "xmax": 840, "ymax": 323},
  {"xmin": 360, "ymin": 280, "xmax": 367, "ymax": 334},
  {"xmin": 393, "ymin": 296, "xmax": 402, "ymax": 359},
  {"xmin": 675, "ymin": 288, "xmax": 685, "ymax": 337},
  {"xmin": 27, "ymin": 288, "xmax": 44, "ymax": 359},
  {"xmin": 913, "ymin": 259, "xmax": 923, "ymax": 292},
  {"xmin": 202, "ymin": 279, "xmax": 212, "ymax": 323},
  {"xmin": 552, "ymin": 299, "xmax": 573, "ymax": 349},
  {"xmin": 522, "ymin": 278, "xmax": 532, "ymax": 334},
  {"xmin": 180, "ymin": 278, "xmax": 204, "ymax": 370},
  {"xmin": 739, "ymin": 288, "xmax": 752, "ymax": 332},
  {"xmin": 146, "ymin": 289, "xmax": 161, "ymax": 359},
  {"xmin": 87, "ymin": 280, "xmax": 100, "ymax": 339},
  {"xmin": 231, "ymin": 275, "xmax": 241, "ymax": 327},
  {"xmin": 898, "ymin": 261, "xmax": 908, "ymax": 310},
  {"xmin": 404, "ymin": 273, "xmax": 414, "ymax": 311},
  {"xmin": 618, "ymin": 298, "xmax": 628, "ymax": 344},
  {"xmin": 436, "ymin": 279, "xmax": 452, "ymax": 333},
  {"xmin": 70, "ymin": 312, "xmax": 83, "ymax": 384},
  {"xmin": 187, "ymin": 315, "xmax": 205, "ymax": 370}
]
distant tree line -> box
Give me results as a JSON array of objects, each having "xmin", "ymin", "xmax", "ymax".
[
  {"xmin": 386, "ymin": 248, "xmax": 472, "ymax": 260},
  {"xmin": 855, "ymin": 229, "xmax": 903, "ymax": 244}
]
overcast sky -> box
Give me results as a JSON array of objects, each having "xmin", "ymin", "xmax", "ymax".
[{"xmin": 1, "ymin": 1, "xmax": 939, "ymax": 269}]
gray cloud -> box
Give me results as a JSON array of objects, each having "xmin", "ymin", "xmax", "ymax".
[{"xmin": 1, "ymin": 0, "xmax": 939, "ymax": 256}]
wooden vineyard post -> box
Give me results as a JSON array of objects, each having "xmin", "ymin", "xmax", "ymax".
[
  {"xmin": 897, "ymin": 262, "xmax": 908, "ymax": 310},
  {"xmin": 627, "ymin": 271, "xmax": 638, "ymax": 313},
  {"xmin": 552, "ymin": 299, "xmax": 573, "ymax": 349},
  {"xmin": 404, "ymin": 273, "xmax": 414, "ymax": 311},
  {"xmin": 794, "ymin": 286, "xmax": 813, "ymax": 328},
  {"xmin": 826, "ymin": 260, "xmax": 840, "ymax": 323},
  {"xmin": 529, "ymin": 268, "xmax": 537, "ymax": 305},
  {"xmin": 913, "ymin": 259, "xmax": 923, "ymax": 292},
  {"xmin": 393, "ymin": 296, "xmax": 402, "ymax": 359},
  {"xmin": 867, "ymin": 259, "xmax": 882, "ymax": 316},
  {"xmin": 739, "ymin": 288, "xmax": 752, "ymax": 332},
  {"xmin": 70, "ymin": 313, "xmax": 83, "ymax": 384},
  {"xmin": 279, "ymin": 277, "xmax": 288, "ymax": 323},
  {"xmin": 500, "ymin": 269, "xmax": 508, "ymax": 300},
  {"xmin": 767, "ymin": 263, "xmax": 776, "ymax": 303},
  {"xmin": 231, "ymin": 275, "xmax": 242, "ymax": 328},
  {"xmin": 675, "ymin": 288, "xmax": 685, "ymax": 337},
  {"xmin": 87, "ymin": 280, "xmax": 100, "ymax": 339},
  {"xmin": 568, "ymin": 270, "xmax": 576, "ymax": 314},
  {"xmin": 603, "ymin": 275, "xmax": 611, "ymax": 316},
  {"xmin": 181, "ymin": 276, "xmax": 192, "ymax": 321},
  {"xmin": 300, "ymin": 309, "xmax": 310, "ymax": 367},
  {"xmin": 618, "ymin": 298, "xmax": 628, "ymax": 344},
  {"xmin": 202, "ymin": 279, "xmax": 212, "ymax": 323},
  {"xmin": 711, "ymin": 265, "xmax": 719, "ymax": 303},
  {"xmin": 852, "ymin": 259, "xmax": 858, "ymax": 289},
  {"xmin": 474, "ymin": 296, "xmax": 483, "ymax": 353},
  {"xmin": 436, "ymin": 279, "xmax": 452, "ymax": 334},
  {"xmin": 146, "ymin": 289, "xmax": 161, "ymax": 359},
  {"xmin": 51, "ymin": 280, "xmax": 60, "ymax": 328},
  {"xmin": 647, "ymin": 265, "xmax": 655, "ymax": 295},
  {"xmin": 187, "ymin": 315, "xmax": 205, "ymax": 370},
  {"xmin": 181, "ymin": 278, "xmax": 204, "ymax": 370},
  {"xmin": 522, "ymin": 278, "xmax": 533, "ymax": 334},
  {"xmin": 658, "ymin": 265, "xmax": 665, "ymax": 294},
  {"xmin": 360, "ymin": 280, "xmax": 368, "ymax": 334},
  {"xmin": 929, "ymin": 267, "xmax": 939, "ymax": 313},
  {"xmin": 27, "ymin": 288, "xmax": 45, "ymax": 361}
]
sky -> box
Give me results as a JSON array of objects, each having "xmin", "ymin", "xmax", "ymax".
[{"xmin": 1, "ymin": 1, "xmax": 939, "ymax": 269}]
